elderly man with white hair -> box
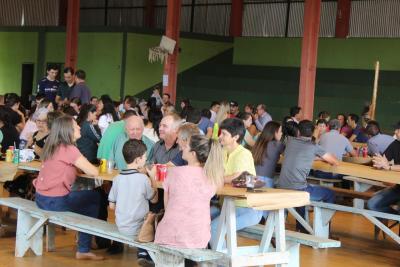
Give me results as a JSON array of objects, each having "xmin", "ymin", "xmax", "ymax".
[{"xmin": 109, "ymin": 115, "xmax": 154, "ymax": 170}]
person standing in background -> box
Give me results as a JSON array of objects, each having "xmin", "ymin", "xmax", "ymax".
[
  {"xmin": 69, "ymin": 70, "xmax": 91, "ymax": 104},
  {"xmin": 37, "ymin": 64, "xmax": 60, "ymax": 104}
]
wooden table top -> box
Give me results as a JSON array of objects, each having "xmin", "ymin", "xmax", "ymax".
[
  {"xmin": 14, "ymin": 161, "xmax": 310, "ymax": 209},
  {"xmin": 17, "ymin": 160, "xmax": 118, "ymax": 181},
  {"xmin": 312, "ymin": 160, "xmax": 400, "ymax": 184}
]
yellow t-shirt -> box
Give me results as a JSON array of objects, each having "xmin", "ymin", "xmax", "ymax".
[{"xmin": 223, "ymin": 144, "xmax": 256, "ymax": 176}]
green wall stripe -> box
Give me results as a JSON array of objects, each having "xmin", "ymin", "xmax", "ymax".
[{"xmin": 234, "ymin": 37, "xmax": 400, "ymax": 71}]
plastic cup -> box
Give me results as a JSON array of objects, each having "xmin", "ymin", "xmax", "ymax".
[
  {"xmin": 107, "ymin": 160, "xmax": 114, "ymax": 174},
  {"xmin": 156, "ymin": 164, "xmax": 167, "ymax": 181}
]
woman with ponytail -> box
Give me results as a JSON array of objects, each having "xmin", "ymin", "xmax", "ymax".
[{"xmin": 155, "ymin": 134, "xmax": 224, "ymax": 249}]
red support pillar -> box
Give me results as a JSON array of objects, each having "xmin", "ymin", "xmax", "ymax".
[
  {"xmin": 65, "ymin": 0, "xmax": 80, "ymax": 70},
  {"xmin": 298, "ymin": 0, "xmax": 321, "ymax": 120},
  {"xmin": 335, "ymin": 0, "xmax": 351, "ymax": 38},
  {"xmin": 144, "ymin": 0, "xmax": 155, "ymax": 28},
  {"xmin": 163, "ymin": 0, "xmax": 181, "ymax": 104},
  {"xmin": 230, "ymin": 0, "xmax": 244, "ymax": 37}
]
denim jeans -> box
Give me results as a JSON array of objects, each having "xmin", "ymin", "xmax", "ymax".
[
  {"xmin": 367, "ymin": 185, "xmax": 400, "ymax": 214},
  {"xmin": 211, "ymin": 206, "xmax": 263, "ymax": 247},
  {"xmin": 295, "ymin": 184, "xmax": 335, "ymax": 230},
  {"xmin": 35, "ymin": 190, "xmax": 100, "ymax": 253},
  {"xmin": 258, "ymin": 176, "xmax": 275, "ymax": 218},
  {"xmin": 313, "ymin": 170, "xmax": 343, "ymax": 179}
]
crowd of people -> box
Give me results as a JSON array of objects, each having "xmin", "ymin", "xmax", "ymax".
[{"xmin": 1, "ymin": 64, "xmax": 399, "ymax": 266}]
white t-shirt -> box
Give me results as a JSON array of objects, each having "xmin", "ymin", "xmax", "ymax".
[
  {"xmin": 143, "ymin": 127, "xmax": 159, "ymax": 143},
  {"xmin": 108, "ymin": 170, "xmax": 155, "ymax": 236},
  {"xmin": 98, "ymin": 114, "xmax": 114, "ymax": 135}
]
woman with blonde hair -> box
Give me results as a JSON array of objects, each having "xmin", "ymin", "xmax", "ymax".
[
  {"xmin": 33, "ymin": 115, "xmax": 103, "ymax": 261},
  {"xmin": 155, "ymin": 135, "xmax": 224, "ymax": 252},
  {"xmin": 214, "ymin": 101, "xmax": 230, "ymax": 126}
]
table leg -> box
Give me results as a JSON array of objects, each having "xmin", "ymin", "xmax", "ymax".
[
  {"xmin": 211, "ymin": 197, "xmax": 237, "ymax": 255},
  {"xmin": 225, "ymin": 197, "xmax": 237, "ymax": 256},
  {"xmin": 274, "ymin": 209, "xmax": 287, "ymax": 267},
  {"xmin": 353, "ymin": 181, "xmax": 372, "ymax": 209},
  {"xmin": 211, "ymin": 199, "xmax": 228, "ymax": 251}
]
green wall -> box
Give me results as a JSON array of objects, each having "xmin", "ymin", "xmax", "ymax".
[
  {"xmin": 177, "ymin": 38, "xmax": 400, "ymax": 132},
  {"xmin": 124, "ymin": 33, "xmax": 232, "ymax": 96},
  {"xmin": 234, "ymin": 38, "xmax": 400, "ymax": 71},
  {"xmin": 0, "ymin": 32, "xmax": 38, "ymax": 94},
  {"xmin": 0, "ymin": 29, "xmax": 232, "ymax": 99},
  {"xmin": 77, "ymin": 33, "xmax": 123, "ymax": 99}
]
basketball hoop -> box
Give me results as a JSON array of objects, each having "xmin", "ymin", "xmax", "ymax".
[{"xmin": 148, "ymin": 35, "xmax": 176, "ymax": 64}]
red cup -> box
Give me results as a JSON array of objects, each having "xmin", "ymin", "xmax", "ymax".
[{"xmin": 156, "ymin": 164, "xmax": 167, "ymax": 181}]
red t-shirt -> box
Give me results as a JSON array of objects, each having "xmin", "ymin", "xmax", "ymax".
[{"xmin": 33, "ymin": 145, "xmax": 81, "ymax": 197}]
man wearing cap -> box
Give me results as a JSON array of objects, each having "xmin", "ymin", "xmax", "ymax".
[
  {"xmin": 229, "ymin": 101, "xmax": 240, "ymax": 118},
  {"xmin": 367, "ymin": 121, "xmax": 400, "ymax": 214}
]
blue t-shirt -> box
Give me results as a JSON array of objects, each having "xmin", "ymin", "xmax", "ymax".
[
  {"xmin": 37, "ymin": 77, "xmax": 59, "ymax": 102},
  {"xmin": 198, "ymin": 117, "xmax": 213, "ymax": 134},
  {"xmin": 171, "ymin": 151, "xmax": 187, "ymax": 166},
  {"xmin": 353, "ymin": 125, "xmax": 369, "ymax": 143}
]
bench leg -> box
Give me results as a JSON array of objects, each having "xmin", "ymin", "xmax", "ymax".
[
  {"xmin": 46, "ymin": 224, "xmax": 56, "ymax": 252},
  {"xmin": 148, "ymin": 251, "xmax": 185, "ymax": 267},
  {"xmin": 15, "ymin": 210, "xmax": 46, "ymax": 257},
  {"xmin": 287, "ymin": 241, "xmax": 300, "ymax": 267},
  {"xmin": 353, "ymin": 182, "xmax": 372, "ymax": 209},
  {"xmin": 313, "ymin": 207, "xmax": 335, "ymax": 239}
]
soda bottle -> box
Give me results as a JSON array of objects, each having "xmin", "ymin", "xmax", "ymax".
[{"xmin": 212, "ymin": 123, "xmax": 219, "ymax": 140}]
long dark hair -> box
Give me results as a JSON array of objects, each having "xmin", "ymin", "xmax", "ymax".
[
  {"xmin": 100, "ymin": 102, "xmax": 119, "ymax": 122},
  {"xmin": 148, "ymin": 108, "xmax": 163, "ymax": 137},
  {"xmin": 77, "ymin": 104, "xmax": 97, "ymax": 126},
  {"xmin": 252, "ymin": 121, "xmax": 281, "ymax": 165}
]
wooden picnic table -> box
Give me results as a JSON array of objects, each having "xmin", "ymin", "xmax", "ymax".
[
  {"xmin": 311, "ymin": 160, "xmax": 400, "ymax": 184},
  {"xmin": 4, "ymin": 160, "xmax": 310, "ymax": 266}
]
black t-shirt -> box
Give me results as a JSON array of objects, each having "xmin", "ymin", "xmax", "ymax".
[
  {"xmin": 4, "ymin": 107, "xmax": 22, "ymax": 127},
  {"xmin": 384, "ymin": 140, "xmax": 400, "ymax": 165},
  {"xmin": 1, "ymin": 125, "xmax": 20, "ymax": 153},
  {"xmin": 37, "ymin": 77, "xmax": 60, "ymax": 102}
]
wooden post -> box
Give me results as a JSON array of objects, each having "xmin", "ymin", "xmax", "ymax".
[
  {"xmin": 335, "ymin": 0, "xmax": 351, "ymax": 38},
  {"xmin": 298, "ymin": 0, "xmax": 321, "ymax": 120},
  {"xmin": 163, "ymin": 0, "xmax": 182, "ymax": 104},
  {"xmin": 65, "ymin": 0, "xmax": 80, "ymax": 70},
  {"xmin": 230, "ymin": 0, "xmax": 244, "ymax": 37},
  {"xmin": 370, "ymin": 61, "xmax": 380, "ymax": 120}
]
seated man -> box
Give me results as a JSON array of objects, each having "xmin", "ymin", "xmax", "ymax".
[
  {"xmin": 347, "ymin": 113, "xmax": 369, "ymax": 143},
  {"xmin": 367, "ymin": 122, "xmax": 400, "ymax": 214},
  {"xmin": 97, "ymin": 110, "xmax": 137, "ymax": 161},
  {"xmin": 168, "ymin": 123, "xmax": 200, "ymax": 167},
  {"xmin": 277, "ymin": 120, "xmax": 338, "ymax": 230},
  {"xmin": 109, "ymin": 115, "xmax": 154, "ymax": 170},
  {"xmin": 211, "ymin": 118, "xmax": 263, "ymax": 247},
  {"xmin": 365, "ymin": 120, "xmax": 394, "ymax": 155},
  {"xmin": 315, "ymin": 119, "xmax": 356, "ymax": 179}
]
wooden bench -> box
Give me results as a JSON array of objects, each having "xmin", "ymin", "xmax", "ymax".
[
  {"xmin": 238, "ymin": 224, "xmax": 341, "ymax": 249},
  {"xmin": 343, "ymin": 176, "xmax": 386, "ymax": 209},
  {"xmin": 307, "ymin": 176, "xmax": 342, "ymax": 187},
  {"xmin": 328, "ymin": 187, "xmax": 374, "ymax": 200},
  {"xmin": 310, "ymin": 201, "xmax": 400, "ymax": 246},
  {"xmin": 0, "ymin": 197, "xmax": 229, "ymax": 267}
]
